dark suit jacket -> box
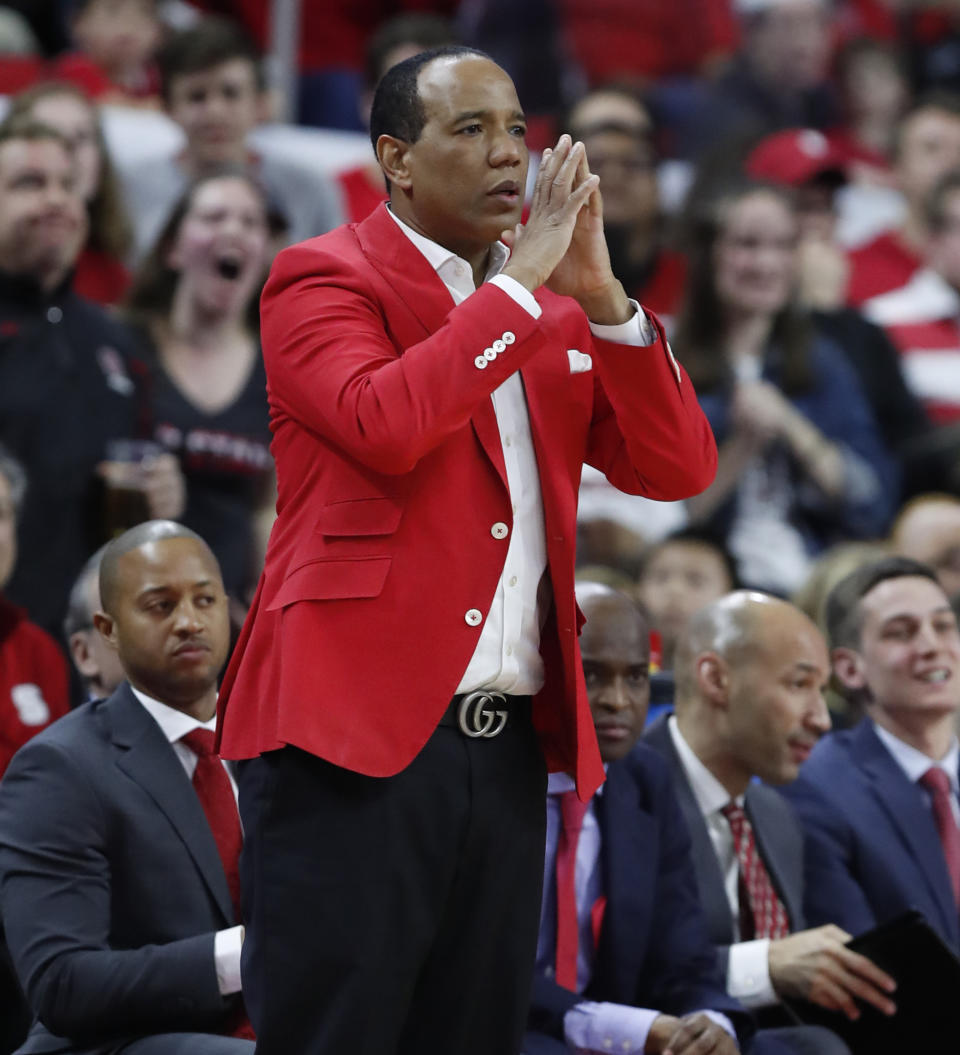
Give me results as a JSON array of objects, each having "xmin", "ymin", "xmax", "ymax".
[
  {"xmin": 643, "ymin": 714, "xmax": 806, "ymax": 983},
  {"xmin": 780, "ymin": 720, "xmax": 960, "ymax": 953},
  {"xmin": 0, "ymin": 684, "xmax": 243, "ymax": 1054},
  {"xmin": 217, "ymin": 203, "xmax": 717, "ymax": 798},
  {"xmin": 526, "ymin": 744, "xmax": 753, "ymax": 1049}
]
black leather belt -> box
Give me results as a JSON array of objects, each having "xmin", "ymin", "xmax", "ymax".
[{"xmin": 438, "ymin": 692, "xmax": 532, "ymax": 738}]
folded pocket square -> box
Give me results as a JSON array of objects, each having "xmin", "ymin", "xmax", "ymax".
[{"xmin": 567, "ymin": 349, "xmax": 593, "ymax": 373}]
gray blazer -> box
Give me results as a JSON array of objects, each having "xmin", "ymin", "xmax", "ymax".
[{"xmin": 643, "ymin": 713, "xmax": 806, "ymax": 982}]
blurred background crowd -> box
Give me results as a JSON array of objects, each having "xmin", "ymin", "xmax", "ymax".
[{"xmin": 4, "ymin": 0, "xmax": 960, "ymax": 738}]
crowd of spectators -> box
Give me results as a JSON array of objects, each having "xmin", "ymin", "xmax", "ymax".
[{"xmin": 4, "ymin": 0, "xmax": 960, "ymax": 1052}]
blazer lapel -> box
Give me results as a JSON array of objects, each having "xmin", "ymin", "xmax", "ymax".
[
  {"xmin": 594, "ymin": 767, "xmax": 656, "ymax": 1003},
  {"xmin": 745, "ymin": 785, "xmax": 804, "ymax": 930},
  {"xmin": 104, "ymin": 686, "xmax": 235, "ymax": 925},
  {"xmin": 356, "ymin": 204, "xmax": 509, "ymax": 488},
  {"xmin": 644, "ymin": 717, "xmax": 735, "ymax": 944},
  {"xmin": 853, "ymin": 722, "xmax": 958, "ymax": 938}
]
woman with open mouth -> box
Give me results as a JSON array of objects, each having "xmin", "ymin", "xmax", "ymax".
[{"xmin": 122, "ymin": 169, "xmax": 278, "ymax": 626}]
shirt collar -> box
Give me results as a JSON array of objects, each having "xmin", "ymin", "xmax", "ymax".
[
  {"xmin": 668, "ymin": 714, "xmax": 743, "ymax": 815},
  {"xmin": 872, "ymin": 719, "xmax": 960, "ymax": 794},
  {"xmin": 130, "ymin": 685, "xmax": 218, "ymax": 745},
  {"xmin": 547, "ymin": 769, "xmax": 606, "ymax": 798},
  {"xmin": 385, "ymin": 205, "xmax": 509, "ymax": 287}
]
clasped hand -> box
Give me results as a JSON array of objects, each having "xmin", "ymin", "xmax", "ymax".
[{"xmin": 501, "ymin": 134, "xmax": 632, "ymax": 325}]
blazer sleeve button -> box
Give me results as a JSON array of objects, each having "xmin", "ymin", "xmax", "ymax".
[{"xmin": 474, "ymin": 356, "xmax": 488, "ymax": 370}]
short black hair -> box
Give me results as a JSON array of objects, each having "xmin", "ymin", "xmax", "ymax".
[
  {"xmin": 639, "ymin": 527, "xmax": 739, "ymax": 590},
  {"xmin": 825, "ymin": 555, "xmax": 942, "ymax": 650},
  {"xmin": 365, "ymin": 13, "xmax": 459, "ymax": 88},
  {"xmin": 156, "ymin": 17, "xmax": 264, "ymax": 103},
  {"xmin": 368, "ymin": 44, "xmax": 488, "ymax": 154}
]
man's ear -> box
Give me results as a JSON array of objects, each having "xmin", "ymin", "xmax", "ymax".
[
  {"xmin": 696, "ymin": 652, "xmax": 729, "ymax": 710},
  {"xmin": 69, "ymin": 631, "xmax": 98, "ymax": 678},
  {"xmin": 376, "ymin": 134, "xmax": 412, "ymax": 192},
  {"xmin": 92, "ymin": 611, "xmax": 119, "ymax": 652},
  {"xmin": 832, "ymin": 646, "xmax": 867, "ymax": 692}
]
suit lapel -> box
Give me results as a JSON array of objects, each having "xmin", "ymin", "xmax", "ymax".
[
  {"xmin": 356, "ymin": 205, "xmax": 509, "ymax": 488},
  {"xmin": 594, "ymin": 766, "xmax": 656, "ymax": 1003},
  {"xmin": 745, "ymin": 785, "xmax": 804, "ymax": 930},
  {"xmin": 644, "ymin": 717, "xmax": 735, "ymax": 944},
  {"xmin": 104, "ymin": 686, "xmax": 235, "ymax": 924},
  {"xmin": 853, "ymin": 721, "xmax": 958, "ymax": 938}
]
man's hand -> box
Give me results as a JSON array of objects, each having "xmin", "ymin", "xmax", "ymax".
[
  {"xmin": 501, "ymin": 135, "xmax": 632, "ymax": 324},
  {"xmin": 768, "ymin": 924, "xmax": 897, "ymax": 1021},
  {"xmin": 645, "ymin": 1013, "xmax": 738, "ymax": 1055}
]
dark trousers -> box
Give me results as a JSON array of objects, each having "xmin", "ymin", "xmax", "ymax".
[{"xmin": 237, "ymin": 712, "xmax": 548, "ymax": 1055}]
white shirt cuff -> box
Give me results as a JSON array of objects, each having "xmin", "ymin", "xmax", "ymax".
[
  {"xmin": 563, "ymin": 1000, "xmax": 659, "ymax": 1054},
  {"xmin": 727, "ymin": 938, "xmax": 777, "ymax": 1008},
  {"xmin": 214, "ymin": 925, "xmax": 244, "ymax": 995},
  {"xmin": 588, "ymin": 300, "xmax": 656, "ymax": 346},
  {"xmin": 702, "ymin": 1010, "xmax": 738, "ymax": 1041},
  {"xmin": 489, "ymin": 273, "xmax": 543, "ymax": 318}
]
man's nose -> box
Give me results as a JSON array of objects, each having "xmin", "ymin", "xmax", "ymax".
[
  {"xmin": 806, "ymin": 691, "xmax": 832, "ymax": 734},
  {"xmin": 489, "ymin": 130, "xmax": 523, "ymax": 166},
  {"xmin": 596, "ymin": 679, "xmax": 630, "ymax": 710},
  {"xmin": 173, "ymin": 602, "xmax": 203, "ymax": 633}
]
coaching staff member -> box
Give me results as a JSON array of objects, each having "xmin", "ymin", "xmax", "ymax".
[{"xmin": 217, "ymin": 45, "xmax": 717, "ymax": 1055}]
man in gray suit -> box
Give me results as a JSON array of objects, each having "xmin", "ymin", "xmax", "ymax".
[
  {"xmin": 0, "ymin": 520, "xmax": 254, "ymax": 1055},
  {"xmin": 643, "ymin": 591, "xmax": 895, "ymax": 1035}
]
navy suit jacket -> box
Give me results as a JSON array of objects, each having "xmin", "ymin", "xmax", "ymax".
[
  {"xmin": 780, "ymin": 719, "xmax": 960, "ymax": 953},
  {"xmin": 643, "ymin": 715, "xmax": 806, "ymax": 983},
  {"xmin": 0, "ymin": 684, "xmax": 243, "ymax": 1054},
  {"xmin": 525, "ymin": 743, "xmax": 752, "ymax": 1051}
]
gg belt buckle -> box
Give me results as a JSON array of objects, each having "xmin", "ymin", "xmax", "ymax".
[{"xmin": 457, "ymin": 691, "xmax": 509, "ymax": 738}]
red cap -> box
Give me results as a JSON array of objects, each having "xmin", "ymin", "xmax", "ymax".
[{"xmin": 745, "ymin": 129, "xmax": 848, "ymax": 187}]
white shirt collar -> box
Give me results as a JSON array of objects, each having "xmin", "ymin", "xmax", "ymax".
[
  {"xmin": 385, "ymin": 205, "xmax": 509, "ymax": 288},
  {"xmin": 668, "ymin": 714, "xmax": 742, "ymax": 815},
  {"xmin": 547, "ymin": 769, "xmax": 606, "ymax": 797},
  {"xmin": 872, "ymin": 719, "xmax": 960, "ymax": 794},
  {"xmin": 129, "ymin": 685, "xmax": 218, "ymax": 745}
]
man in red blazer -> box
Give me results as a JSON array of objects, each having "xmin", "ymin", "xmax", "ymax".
[{"xmin": 218, "ymin": 44, "xmax": 717, "ymax": 1055}]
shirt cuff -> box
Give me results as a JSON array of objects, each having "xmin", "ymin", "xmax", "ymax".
[
  {"xmin": 702, "ymin": 1010, "xmax": 738, "ymax": 1042},
  {"xmin": 489, "ymin": 273, "xmax": 542, "ymax": 319},
  {"xmin": 587, "ymin": 300, "xmax": 656, "ymax": 346},
  {"xmin": 727, "ymin": 938, "xmax": 777, "ymax": 1009},
  {"xmin": 214, "ymin": 925, "xmax": 244, "ymax": 995},
  {"xmin": 563, "ymin": 1000, "xmax": 659, "ymax": 1054}
]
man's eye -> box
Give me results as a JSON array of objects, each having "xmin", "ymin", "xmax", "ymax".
[
  {"xmin": 511, "ymin": 125, "xmax": 527, "ymax": 137},
  {"xmin": 460, "ymin": 124, "xmax": 481, "ymax": 135}
]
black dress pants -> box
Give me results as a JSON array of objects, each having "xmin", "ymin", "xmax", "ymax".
[{"xmin": 237, "ymin": 710, "xmax": 548, "ymax": 1055}]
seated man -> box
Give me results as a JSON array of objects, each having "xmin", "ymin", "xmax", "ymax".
[
  {"xmin": 782, "ymin": 556, "xmax": 960, "ymax": 953},
  {"xmin": 644, "ymin": 592, "xmax": 896, "ymax": 1036},
  {"xmin": 525, "ymin": 583, "xmax": 851, "ymax": 1055},
  {"xmin": 63, "ymin": 543, "xmax": 126, "ymax": 704},
  {"xmin": 0, "ymin": 520, "xmax": 254, "ymax": 1055}
]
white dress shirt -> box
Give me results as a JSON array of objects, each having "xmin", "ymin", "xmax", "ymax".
[
  {"xmin": 668, "ymin": 717, "xmax": 778, "ymax": 1009},
  {"xmin": 535, "ymin": 771, "xmax": 736, "ymax": 1052},
  {"xmin": 131, "ymin": 686, "xmax": 243, "ymax": 996},
  {"xmin": 386, "ymin": 207, "xmax": 657, "ymax": 694},
  {"xmin": 873, "ymin": 721, "xmax": 960, "ymax": 826}
]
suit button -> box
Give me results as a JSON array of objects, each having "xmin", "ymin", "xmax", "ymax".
[
  {"xmin": 491, "ymin": 522, "xmax": 509, "ymax": 539},
  {"xmin": 483, "ymin": 347, "xmax": 497, "ymax": 361},
  {"xmin": 474, "ymin": 355, "xmax": 488, "ymax": 370},
  {"xmin": 492, "ymin": 339, "xmax": 505, "ymax": 353},
  {"xmin": 502, "ymin": 330, "xmax": 515, "ymax": 345},
  {"xmin": 464, "ymin": 609, "xmax": 483, "ymax": 627}
]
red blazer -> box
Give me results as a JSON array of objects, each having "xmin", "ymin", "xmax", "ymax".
[{"xmin": 217, "ymin": 205, "xmax": 716, "ymax": 797}]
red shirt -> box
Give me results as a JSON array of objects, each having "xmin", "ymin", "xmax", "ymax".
[
  {"xmin": 846, "ymin": 230, "xmax": 923, "ymax": 307},
  {"xmin": 337, "ymin": 165, "xmax": 387, "ymax": 225},
  {"xmin": 0, "ymin": 598, "xmax": 70, "ymax": 776},
  {"xmin": 559, "ymin": 0, "xmax": 737, "ymax": 82},
  {"xmin": 74, "ymin": 246, "xmax": 131, "ymax": 308},
  {"xmin": 631, "ymin": 249, "xmax": 688, "ymax": 321}
]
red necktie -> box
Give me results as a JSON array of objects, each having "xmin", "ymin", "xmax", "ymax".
[
  {"xmin": 555, "ymin": 790, "xmax": 590, "ymax": 991},
  {"xmin": 180, "ymin": 729, "xmax": 243, "ymax": 922},
  {"xmin": 722, "ymin": 802, "xmax": 790, "ymax": 940},
  {"xmin": 920, "ymin": 767, "xmax": 960, "ymax": 907}
]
